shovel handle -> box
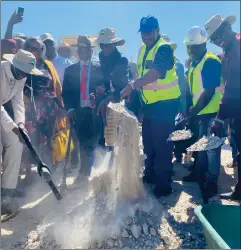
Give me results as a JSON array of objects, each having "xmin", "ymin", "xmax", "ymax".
[
  {"xmin": 48, "ymin": 180, "xmax": 62, "ymax": 200},
  {"xmin": 19, "ymin": 127, "xmax": 62, "ymax": 201}
]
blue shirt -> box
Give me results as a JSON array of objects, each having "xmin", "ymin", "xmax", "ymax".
[
  {"xmin": 141, "ymin": 37, "xmax": 177, "ymax": 119},
  {"xmin": 142, "ymin": 42, "xmax": 174, "ymax": 77},
  {"xmin": 189, "ymin": 51, "xmax": 221, "ymax": 90},
  {"xmin": 175, "ymin": 60, "xmax": 187, "ymax": 114},
  {"xmin": 188, "ymin": 51, "xmax": 222, "ymax": 120}
]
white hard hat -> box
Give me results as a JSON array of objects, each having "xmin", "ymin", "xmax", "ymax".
[{"xmin": 183, "ymin": 26, "xmax": 207, "ymax": 45}]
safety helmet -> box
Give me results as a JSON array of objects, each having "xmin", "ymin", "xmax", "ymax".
[{"xmin": 183, "ymin": 26, "xmax": 207, "ymax": 45}]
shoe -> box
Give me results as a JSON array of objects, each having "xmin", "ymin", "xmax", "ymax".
[
  {"xmin": 206, "ymin": 182, "xmax": 218, "ymax": 199},
  {"xmin": 220, "ymin": 191, "xmax": 241, "ymax": 201},
  {"xmin": 1, "ymin": 197, "xmax": 19, "ymax": 223},
  {"xmin": 182, "ymin": 171, "xmax": 197, "ymax": 182},
  {"xmin": 153, "ymin": 187, "xmax": 173, "ymax": 198}
]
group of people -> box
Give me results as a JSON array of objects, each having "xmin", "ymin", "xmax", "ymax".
[{"xmin": 1, "ymin": 10, "xmax": 240, "ymax": 221}]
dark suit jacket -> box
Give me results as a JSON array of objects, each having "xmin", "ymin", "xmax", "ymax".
[{"xmin": 62, "ymin": 61, "xmax": 104, "ymax": 111}]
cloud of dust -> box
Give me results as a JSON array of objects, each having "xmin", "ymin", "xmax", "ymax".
[{"xmin": 37, "ymin": 103, "xmax": 158, "ymax": 249}]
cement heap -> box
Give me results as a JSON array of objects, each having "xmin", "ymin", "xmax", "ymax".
[
  {"xmin": 107, "ymin": 102, "xmax": 145, "ymax": 203},
  {"xmin": 34, "ymin": 102, "xmax": 166, "ymax": 249}
]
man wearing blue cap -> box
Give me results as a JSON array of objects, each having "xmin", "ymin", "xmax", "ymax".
[{"xmin": 121, "ymin": 16, "xmax": 181, "ymax": 198}]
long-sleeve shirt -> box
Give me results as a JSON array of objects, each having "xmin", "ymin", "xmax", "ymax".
[
  {"xmin": 218, "ymin": 33, "xmax": 240, "ymax": 120},
  {"xmin": 140, "ymin": 36, "xmax": 177, "ymax": 119},
  {"xmin": 45, "ymin": 53, "xmax": 73, "ymax": 85},
  {"xmin": 99, "ymin": 48, "xmax": 131, "ymax": 101},
  {"xmin": 1, "ymin": 61, "xmax": 26, "ymax": 133}
]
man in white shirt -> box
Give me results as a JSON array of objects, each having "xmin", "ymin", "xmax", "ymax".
[
  {"xmin": 40, "ymin": 33, "xmax": 73, "ymax": 84},
  {"xmin": 1, "ymin": 49, "xmax": 43, "ymax": 222}
]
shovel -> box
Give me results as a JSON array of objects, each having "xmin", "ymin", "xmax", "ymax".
[{"xmin": 18, "ymin": 127, "xmax": 62, "ymax": 201}]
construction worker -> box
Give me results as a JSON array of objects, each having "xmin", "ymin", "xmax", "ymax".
[
  {"xmin": 183, "ymin": 26, "xmax": 224, "ymax": 198},
  {"xmin": 120, "ymin": 16, "xmax": 181, "ymax": 198},
  {"xmin": 205, "ymin": 15, "xmax": 240, "ymax": 201},
  {"xmin": 161, "ymin": 35, "xmax": 191, "ymax": 164}
]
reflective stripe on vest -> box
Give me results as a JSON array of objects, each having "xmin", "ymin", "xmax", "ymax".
[
  {"xmin": 192, "ymin": 71, "xmax": 225, "ymax": 99},
  {"xmin": 142, "ymin": 79, "xmax": 179, "ymax": 90},
  {"xmin": 188, "ymin": 51, "xmax": 224, "ymax": 115},
  {"xmin": 137, "ymin": 37, "xmax": 181, "ymax": 104}
]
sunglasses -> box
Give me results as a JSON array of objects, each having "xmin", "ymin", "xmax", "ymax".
[
  {"xmin": 27, "ymin": 46, "xmax": 44, "ymax": 53},
  {"xmin": 210, "ymin": 24, "xmax": 227, "ymax": 44}
]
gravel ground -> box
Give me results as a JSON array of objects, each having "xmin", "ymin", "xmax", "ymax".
[{"xmin": 1, "ymin": 141, "xmax": 239, "ymax": 249}]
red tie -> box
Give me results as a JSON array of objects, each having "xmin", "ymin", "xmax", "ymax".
[{"xmin": 80, "ymin": 65, "xmax": 87, "ymax": 101}]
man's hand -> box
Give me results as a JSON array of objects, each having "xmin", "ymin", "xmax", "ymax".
[
  {"xmin": 120, "ymin": 84, "xmax": 133, "ymax": 102},
  {"xmin": 89, "ymin": 93, "xmax": 96, "ymax": 109},
  {"xmin": 67, "ymin": 109, "xmax": 76, "ymax": 124},
  {"xmin": 12, "ymin": 123, "xmax": 28, "ymax": 144},
  {"xmin": 97, "ymin": 96, "xmax": 111, "ymax": 126},
  {"xmin": 96, "ymin": 85, "xmax": 106, "ymax": 95},
  {"xmin": 9, "ymin": 11, "xmax": 23, "ymax": 25},
  {"xmin": 210, "ymin": 120, "xmax": 223, "ymax": 138}
]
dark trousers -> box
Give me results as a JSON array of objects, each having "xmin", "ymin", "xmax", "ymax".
[
  {"xmin": 233, "ymin": 118, "xmax": 240, "ymax": 192},
  {"xmin": 75, "ymin": 108, "xmax": 96, "ymax": 177},
  {"xmin": 142, "ymin": 99, "xmax": 179, "ymax": 190},
  {"xmin": 194, "ymin": 117, "xmax": 221, "ymax": 184},
  {"xmin": 70, "ymin": 143, "xmax": 80, "ymax": 166}
]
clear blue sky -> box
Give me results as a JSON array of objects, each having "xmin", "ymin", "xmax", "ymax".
[{"xmin": 1, "ymin": 1, "xmax": 240, "ymax": 63}]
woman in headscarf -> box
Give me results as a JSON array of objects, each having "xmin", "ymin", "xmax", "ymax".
[{"xmin": 22, "ymin": 36, "xmax": 66, "ymax": 183}]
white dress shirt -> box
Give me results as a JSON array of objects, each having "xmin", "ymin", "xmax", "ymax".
[
  {"xmin": 51, "ymin": 53, "xmax": 73, "ymax": 85},
  {"xmin": 1, "ymin": 61, "xmax": 26, "ymax": 133}
]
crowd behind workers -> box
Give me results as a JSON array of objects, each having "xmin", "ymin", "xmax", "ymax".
[{"xmin": 1, "ymin": 10, "xmax": 240, "ymax": 222}]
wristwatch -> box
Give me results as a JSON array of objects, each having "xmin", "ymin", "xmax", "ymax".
[
  {"xmin": 129, "ymin": 81, "xmax": 135, "ymax": 90},
  {"xmin": 214, "ymin": 118, "xmax": 224, "ymax": 125}
]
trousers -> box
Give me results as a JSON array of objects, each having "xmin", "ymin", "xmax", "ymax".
[
  {"xmin": 1, "ymin": 126, "xmax": 23, "ymax": 189},
  {"xmin": 142, "ymin": 99, "xmax": 179, "ymax": 189},
  {"xmin": 75, "ymin": 108, "xmax": 96, "ymax": 176},
  {"xmin": 195, "ymin": 117, "xmax": 221, "ymax": 183}
]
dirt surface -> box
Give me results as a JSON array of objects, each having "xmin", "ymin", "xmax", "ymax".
[{"xmin": 1, "ymin": 142, "xmax": 239, "ymax": 249}]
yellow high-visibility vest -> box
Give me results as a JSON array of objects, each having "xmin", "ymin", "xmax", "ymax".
[
  {"xmin": 137, "ymin": 37, "xmax": 181, "ymax": 104},
  {"xmin": 187, "ymin": 51, "xmax": 224, "ymax": 115}
]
